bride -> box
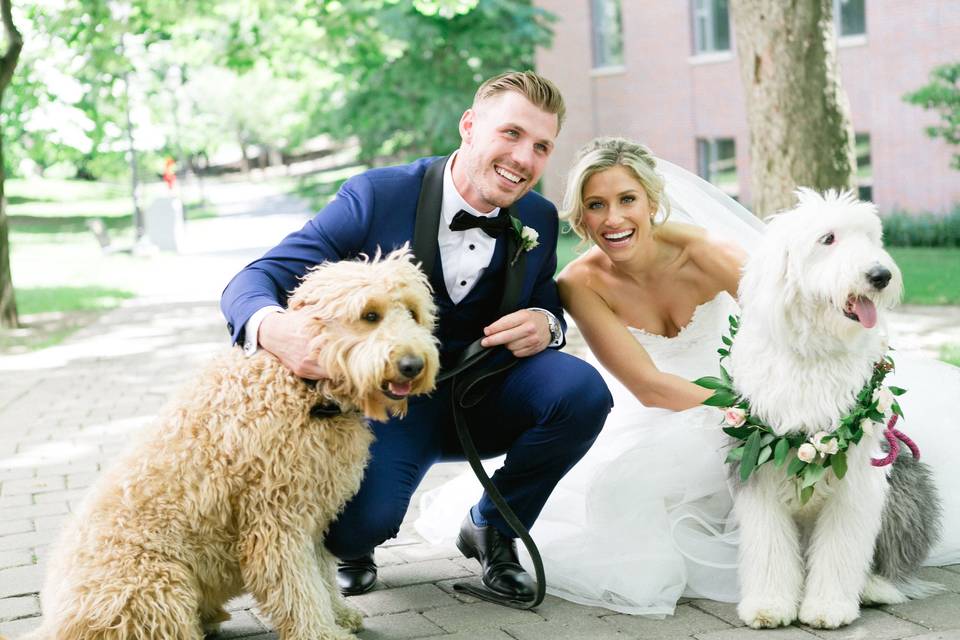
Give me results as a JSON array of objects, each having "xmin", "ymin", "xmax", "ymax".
[{"xmin": 416, "ymin": 137, "xmax": 960, "ymax": 615}]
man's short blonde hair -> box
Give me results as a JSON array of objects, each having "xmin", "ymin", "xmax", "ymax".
[{"xmin": 473, "ymin": 70, "xmax": 566, "ymax": 131}]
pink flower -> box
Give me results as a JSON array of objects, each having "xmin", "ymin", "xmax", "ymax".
[
  {"xmin": 873, "ymin": 387, "xmax": 895, "ymax": 415},
  {"xmin": 724, "ymin": 407, "xmax": 747, "ymax": 427},
  {"xmin": 812, "ymin": 431, "xmax": 839, "ymax": 455},
  {"xmin": 797, "ymin": 443, "xmax": 818, "ymax": 463}
]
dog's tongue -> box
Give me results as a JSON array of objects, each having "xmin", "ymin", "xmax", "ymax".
[
  {"xmin": 388, "ymin": 381, "xmax": 412, "ymax": 397},
  {"xmin": 854, "ymin": 296, "xmax": 877, "ymax": 329}
]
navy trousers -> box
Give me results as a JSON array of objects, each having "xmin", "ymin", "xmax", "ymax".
[{"xmin": 324, "ymin": 349, "xmax": 613, "ymax": 560}]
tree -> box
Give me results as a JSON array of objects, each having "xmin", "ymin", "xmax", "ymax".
[
  {"xmin": 0, "ymin": 0, "xmax": 24, "ymax": 328},
  {"xmin": 729, "ymin": 0, "xmax": 856, "ymax": 217},
  {"xmin": 904, "ymin": 62, "xmax": 960, "ymax": 171}
]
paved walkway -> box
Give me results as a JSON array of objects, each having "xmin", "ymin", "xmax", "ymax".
[{"xmin": 1, "ymin": 187, "xmax": 959, "ymax": 639}]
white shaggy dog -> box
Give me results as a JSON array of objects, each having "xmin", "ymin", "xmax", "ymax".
[{"xmin": 728, "ymin": 190, "xmax": 937, "ymax": 630}]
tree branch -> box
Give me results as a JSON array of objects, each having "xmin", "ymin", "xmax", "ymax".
[{"xmin": 0, "ymin": 0, "xmax": 24, "ymax": 91}]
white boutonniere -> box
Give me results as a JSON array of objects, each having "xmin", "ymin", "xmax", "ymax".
[{"xmin": 509, "ymin": 217, "xmax": 538, "ymax": 266}]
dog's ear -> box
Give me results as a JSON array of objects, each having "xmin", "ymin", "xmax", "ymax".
[{"xmin": 739, "ymin": 215, "xmax": 793, "ymax": 316}]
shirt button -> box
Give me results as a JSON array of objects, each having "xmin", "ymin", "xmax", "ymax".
[
  {"xmin": 469, "ymin": 244, "xmax": 475, "ymax": 250},
  {"xmin": 460, "ymin": 280, "xmax": 467, "ymax": 286}
]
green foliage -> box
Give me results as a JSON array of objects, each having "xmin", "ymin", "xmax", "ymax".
[
  {"xmin": 882, "ymin": 207, "xmax": 960, "ymax": 247},
  {"xmin": 888, "ymin": 247, "xmax": 960, "ymax": 305},
  {"xmin": 325, "ymin": 0, "xmax": 556, "ymax": 162},
  {"xmin": 904, "ymin": 62, "xmax": 960, "ymax": 171}
]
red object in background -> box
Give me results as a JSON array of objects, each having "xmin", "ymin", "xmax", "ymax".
[{"xmin": 162, "ymin": 157, "xmax": 176, "ymax": 190}]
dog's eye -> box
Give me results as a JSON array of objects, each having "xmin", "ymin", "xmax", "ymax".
[
  {"xmin": 362, "ymin": 311, "xmax": 381, "ymax": 323},
  {"xmin": 819, "ymin": 232, "xmax": 836, "ymax": 246}
]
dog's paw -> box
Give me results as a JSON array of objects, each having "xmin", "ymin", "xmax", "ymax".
[
  {"xmin": 861, "ymin": 573, "xmax": 908, "ymax": 605},
  {"xmin": 737, "ymin": 597, "xmax": 797, "ymax": 628},
  {"xmin": 799, "ymin": 596, "xmax": 860, "ymax": 628},
  {"xmin": 334, "ymin": 604, "xmax": 364, "ymax": 633}
]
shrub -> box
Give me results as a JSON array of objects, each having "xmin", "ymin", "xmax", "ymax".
[{"xmin": 882, "ymin": 206, "xmax": 960, "ymax": 247}]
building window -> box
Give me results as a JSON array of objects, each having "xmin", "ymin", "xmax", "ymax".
[
  {"xmin": 835, "ymin": 0, "xmax": 866, "ymax": 37},
  {"xmin": 692, "ymin": 0, "xmax": 731, "ymax": 54},
  {"xmin": 591, "ymin": 0, "xmax": 624, "ymax": 69},
  {"xmin": 697, "ymin": 137, "xmax": 739, "ymax": 198},
  {"xmin": 855, "ymin": 132, "xmax": 872, "ymax": 202}
]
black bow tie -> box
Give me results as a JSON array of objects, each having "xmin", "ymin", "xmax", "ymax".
[{"xmin": 448, "ymin": 209, "xmax": 511, "ymax": 238}]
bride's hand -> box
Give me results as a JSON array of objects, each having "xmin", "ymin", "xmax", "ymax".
[{"xmin": 481, "ymin": 310, "xmax": 551, "ymax": 358}]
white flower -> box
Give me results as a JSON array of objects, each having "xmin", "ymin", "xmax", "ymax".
[
  {"xmin": 873, "ymin": 386, "xmax": 895, "ymax": 414},
  {"xmin": 860, "ymin": 418, "xmax": 878, "ymax": 437},
  {"xmin": 520, "ymin": 226, "xmax": 539, "ymax": 251},
  {"xmin": 797, "ymin": 443, "xmax": 818, "ymax": 463},
  {"xmin": 723, "ymin": 407, "xmax": 746, "ymax": 427},
  {"xmin": 811, "ymin": 431, "xmax": 839, "ymax": 455}
]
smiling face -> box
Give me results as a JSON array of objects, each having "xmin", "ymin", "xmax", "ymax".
[
  {"xmin": 453, "ymin": 90, "xmax": 558, "ymax": 212},
  {"xmin": 580, "ymin": 165, "xmax": 656, "ymax": 260}
]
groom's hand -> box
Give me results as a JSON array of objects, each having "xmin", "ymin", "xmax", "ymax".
[
  {"xmin": 481, "ymin": 310, "xmax": 551, "ymax": 358},
  {"xmin": 259, "ymin": 310, "xmax": 328, "ymax": 380}
]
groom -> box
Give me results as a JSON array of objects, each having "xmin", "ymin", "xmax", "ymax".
[{"xmin": 220, "ymin": 70, "xmax": 612, "ymax": 600}]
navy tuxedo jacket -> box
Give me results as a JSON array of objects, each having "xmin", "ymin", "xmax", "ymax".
[{"xmin": 220, "ymin": 156, "xmax": 565, "ymax": 361}]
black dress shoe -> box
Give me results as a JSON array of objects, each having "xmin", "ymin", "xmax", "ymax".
[
  {"xmin": 336, "ymin": 551, "xmax": 377, "ymax": 596},
  {"xmin": 456, "ymin": 514, "xmax": 535, "ymax": 600}
]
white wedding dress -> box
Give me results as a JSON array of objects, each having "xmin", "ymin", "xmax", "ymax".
[{"xmin": 414, "ymin": 162, "xmax": 960, "ymax": 616}]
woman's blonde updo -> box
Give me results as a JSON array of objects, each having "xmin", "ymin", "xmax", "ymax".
[{"xmin": 559, "ymin": 137, "xmax": 670, "ymax": 242}]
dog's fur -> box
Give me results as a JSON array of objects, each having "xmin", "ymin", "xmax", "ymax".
[
  {"xmin": 22, "ymin": 249, "xmax": 439, "ymax": 640},
  {"xmin": 728, "ymin": 190, "xmax": 941, "ymax": 629}
]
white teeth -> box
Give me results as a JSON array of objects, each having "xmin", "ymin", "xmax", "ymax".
[
  {"xmin": 603, "ymin": 230, "xmax": 634, "ymax": 240},
  {"xmin": 495, "ymin": 167, "xmax": 522, "ymax": 183}
]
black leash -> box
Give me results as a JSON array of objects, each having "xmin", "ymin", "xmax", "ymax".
[
  {"xmin": 437, "ymin": 340, "xmax": 546, "ymax": 610},
  {"xmin": 412, "ymin": 155, "xmax": 544, "ymax": 609}
]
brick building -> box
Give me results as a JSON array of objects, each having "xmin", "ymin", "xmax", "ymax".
[{"xmin": 534, "ymin": 0, "xmax": 960, "ymax": 215}]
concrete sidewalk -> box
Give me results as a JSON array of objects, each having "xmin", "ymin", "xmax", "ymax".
[{"xmin": 2, "ymin": 195, "xmax": 959, "ymax": 638}]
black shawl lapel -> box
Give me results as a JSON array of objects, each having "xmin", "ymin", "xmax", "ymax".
[
  {"xmin": 412, "ymin": 156, "xmax": 449, "ymax": 279},
  {"xmin": 499, "ymin": 209, "xmax": 526, "ymax": 316}
]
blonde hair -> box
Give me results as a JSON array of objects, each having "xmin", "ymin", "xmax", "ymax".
[
  {"xmin": 473, "ymin": 70, "xmax": 566, "ymax": 131},
  {"xmin": 560, "ymin": 137, "xmax": 670, "ymax": 242}
]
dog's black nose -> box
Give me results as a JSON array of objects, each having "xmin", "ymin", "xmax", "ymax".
[
  {"xmin": 397, "ymin": 355, "xmax": 424, "ymax": 379},
  {"xmin": 866, "ymin": 265, "xmax": 892, "ymax": 290}
]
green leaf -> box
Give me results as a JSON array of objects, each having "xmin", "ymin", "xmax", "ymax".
[
  {"xmin": 725, "ymin": 446, "xmax": 746, "ymax": 463},
  {"xmin": 693, "ymin": 376, "xmax": 724, "ymax": 390},
  {"xmin": 739, "ymin": 430, "xmax": 763, "ymax": 482},
  {"xmin": 787, "ymin": 456, "xmax": 807, "ymax": 476},
  {"xmin": 704, "ymin": 390, "xmax": 739, "ymax": 407},
  {"xmin": 718, "ymin": 348, "xmax": 730, "ymax": 357},
  {"xmin": 722, "ymin": 335, "xmax": 733, "ymax": 346},
  {"xmin": 757, "ymin": 445, "xmax": 773, "ymax": 466},
  {"xmin": 889, "ymin": 386, "xmax": 907, "ymax": 396},
  {"xmin": 892, "ymin": 401, "xmax": 904, "ymax": 418},
  {"xmin": 760, "ymin": 433, "xmax": 776, "ymax": 446},
  {"xmin": 720, "ymin": 364, "xmax": 732, "ymax": 386},
  {"xmin": 774, "ymin": 438, "xmax": 790, "ymax": 466},
  {"xmin": 802, "ymin": 463, "xmax": 827, "ymax": 488},
  {"xmin": 729, "ymin": 315, "xmax": 739, "ymax": 328},
  {"xmin": 831, "ymin": 451, "xmax": 848, "ymax": 479},
  {"xmin": 800, "ymin": 485, "xmax": 815, "ymax": 504},
  {"xmin": 723, "ymin": 426, "xmax": 754, "ymax": 439}
]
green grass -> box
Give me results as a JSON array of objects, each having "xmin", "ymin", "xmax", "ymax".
[
  {"xmin": 556, "ymin": 234, "xmax": 960, "ymax": 306},
  {"xmin": 292, "ymin": 165, "xmax": 365, "ymax": 211},
  {"xmin": 16, "ymin": 286, "xmax": 135, "ymax": 316},
  {"xmin": 941, "ymin": 344, "xmax": 960, "ymax": 367},
  {"xmin": 889, "ymin": 247, "xmax": 960, "ymax": 305}
]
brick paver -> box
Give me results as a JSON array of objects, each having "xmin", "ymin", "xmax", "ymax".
[{"xmin": 2, "ymin": 192, "xmax": 959, "ymax": 638}]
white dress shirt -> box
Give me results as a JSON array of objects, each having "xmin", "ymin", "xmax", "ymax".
[{"xmin": 244, "ymin": 152, "xmax": 563, "ymax": 353}]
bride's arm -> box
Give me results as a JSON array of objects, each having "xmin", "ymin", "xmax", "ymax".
[{"xmin": 559, "ymin": 271, "xmax": 712, "ymax": 411}]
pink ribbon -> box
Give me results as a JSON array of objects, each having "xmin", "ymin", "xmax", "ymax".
[{"xmin": 871, "ymin": 413, "xmax": 921, "ymax": 467}]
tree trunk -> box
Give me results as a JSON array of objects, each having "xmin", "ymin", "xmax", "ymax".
[
  {"xmin": 730, "ymin": 0, "xmax": 856, "ymax": 218},
  {"xmin": 0, "ymin": 0, "xmax": 24, "ymax": 329}
]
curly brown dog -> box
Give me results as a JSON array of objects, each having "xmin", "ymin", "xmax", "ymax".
[{"xmin": 22, "ymin": 249, "xmax": 439, "ymax": 640}]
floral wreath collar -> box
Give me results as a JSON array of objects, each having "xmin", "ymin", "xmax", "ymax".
[{"xmin": 695, "ymin": 315, "xmax": 916, "ymax": 504}]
